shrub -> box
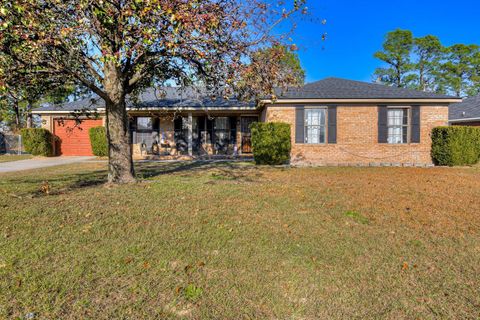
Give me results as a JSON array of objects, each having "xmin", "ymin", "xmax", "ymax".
[
  {"xmin": 20, "ymin": 128, "xmax": 54, "ymax": 156},
  {"xmin": 251, "ymin": 122, "xmax": 291, "ymax": 165},
  {"xmin": 431, "ymin": 126, "xmax": 480, "ymax": 166},
  {"xmin": 89, "ymin": 126, "xmax": 108, "ymax": 157}
]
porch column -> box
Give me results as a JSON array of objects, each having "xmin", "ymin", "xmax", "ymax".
[{"xmin": 187, "ymin": 112, "xmax": 193, "ymax": 156}]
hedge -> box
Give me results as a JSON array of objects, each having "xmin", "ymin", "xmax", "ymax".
[
  {"xmin": 89, "ymin": 126, "xmax": 108, "ymax": 157},
  {"xmin": 251, "ymin": 122, "xmax": 291, "ymax": 165},
  {"xmin": 20, "ymin": 128, "xmax": 54, "ymax": 156},
  {"xmin": 431, "ymin": 126, "xmax": 480, "ymax": 166}
]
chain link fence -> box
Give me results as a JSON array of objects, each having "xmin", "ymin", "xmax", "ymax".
[{"xmin": 0, "ymin": 133, "xmax": 25, "ymax": 155}]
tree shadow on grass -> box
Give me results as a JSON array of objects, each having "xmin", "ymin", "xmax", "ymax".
[
  {"xmin": 1, "ymin": 160, "xmax": 262, "ymax": 198},
  {"xmin": 136, "ymin": 160, "xmax": 262, "ymax": 182},
  {"xmin": 1, "ymin": 169, "xmax": 109, "ymax": 197}
]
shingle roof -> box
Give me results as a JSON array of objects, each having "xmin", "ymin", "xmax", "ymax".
[
  {"xmin": 34, "ymin": 78, "xmax": 458, "ymax": 114},
  {"xmin": 35, "ymin": 97, "xmax": 105, "ymax": 112},
  {"xmin": 449, "ymin": 95, "xmax": 480, "ymax": 121},
  {"xmin": 33, "ymin": 87, "xmax": 255, "ymax": 113},
  {"xmin": 276, "ymin": 77, "xmax": 457, "ymax": 100}
]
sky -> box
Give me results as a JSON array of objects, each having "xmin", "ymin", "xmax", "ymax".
[{"xmin": 293, "ymin": 0, "xmax": 480, "ymax": 83}]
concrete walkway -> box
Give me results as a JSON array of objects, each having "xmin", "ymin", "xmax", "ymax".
[{"xmin": 0, "ymin": 156, "xmax": 95, "ymax": 173}]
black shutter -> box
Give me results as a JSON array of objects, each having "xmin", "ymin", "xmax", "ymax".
[
  {"xmin": 327, "ymin": 106, "xmax": 337, "ymax": 144},
  {"xmin": 129, "ymin": 117, "xmax": 137, "ymax": 144},
  {"xmin": 153, "ymin": 117, "xmax": 160, "ymax": 131},
  {"xmin": 152, "ymin": 117, "xmax": 160, "ymax": 144},
  {"xmin": 378, "ymin": 105, "xmax": 388, "ymax": 143},
  {"xmin": 174, "ymin": 117, "xmax": 183, "ymax": 131},
  {"xmin": 229, "ymin": 116, "xmax": 237, "ymax": 144},
  {"xmin": 411, "ymin": 105, "xmax": 421, "ymax": 143},
  {"xmin": 295, "ymin": 106, "xmax": 305, "ymax": 143}
]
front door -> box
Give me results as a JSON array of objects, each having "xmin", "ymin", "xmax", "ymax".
[{"xmin": 241, "ymin": 116, "xmax": 258, "ymax": 154}]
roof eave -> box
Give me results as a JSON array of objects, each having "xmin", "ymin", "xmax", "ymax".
[
  {"xmin": 32, "ymin": 106, "xmax": 259, "ymax": 114},
  {"xmin": 449, "ymin": 117, "xmax": 480, "ymax": 123},
  {"xmin": 126, "ymin": 106, "xmax": 257, "ymax": 111},
  {"xmin": 261, "ymin": 98, "xmax": 462, "ymax": 104},
  {"xmin": 32, "ymin": 110, "xmax": 103, "ymax": 114}
]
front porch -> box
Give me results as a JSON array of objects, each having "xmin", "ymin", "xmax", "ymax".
[{"xmin": 129, "ymin": 112, "xmax": 259, "ymax": 160}]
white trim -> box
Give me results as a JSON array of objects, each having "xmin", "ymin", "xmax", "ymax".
[
  {"xmin": 32, "ymin": 106, "xmax": 256, "ymax": 115},
  {"xmin": 126, "ymin": 106, "xmax": 257, "ymax": 111},
  {"xmin": 449, "ymin": 117, "xmax": 480, "ymax": 123},
  {"xmin": 260, "ymin": 98, "xmax": 462, "ymax": 104},
  {"xmin": 32, "ymin": 110, "xmax": 94, "ymax": 114}
]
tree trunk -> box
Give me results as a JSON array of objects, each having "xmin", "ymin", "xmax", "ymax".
[
  {"xmin": 26, "ymin": 103, "xmax": 33, "ymax": 128},
  {"xmin": 419, "ymin": 66, "xmax": 425, "ymax": 91},
  {"xmin": 13, "ymin": 102, "xmax": 21, "ymax": 129},
  {"xmin": 104, "ymin": 63, "xmax": 136, "ymax": 184}
]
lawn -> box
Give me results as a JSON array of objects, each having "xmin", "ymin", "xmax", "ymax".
[
  {"xmin": 0, "ymin": 154, "xmax": 33, "ymax": 163},
  {"xmin": 1, "ymin": 161, "xmax": 479, "ymax": 319}
]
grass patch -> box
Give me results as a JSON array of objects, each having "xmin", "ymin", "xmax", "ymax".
[
  {"xmin": 0, "ymin": 162, "xmax": 479, "ymax": 318},
  {"xmin": 0, "ymin": 154, "xmax": 33, "ymax": 163},
  {"xmin": 184, "ymin": 284, "xmax": 203, "ymax": 302},
  {"xmin": 344, "ymin": 210, "xmax": 370, "ymax": 225}
]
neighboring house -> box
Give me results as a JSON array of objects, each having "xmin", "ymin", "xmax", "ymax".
[
  {"xmin": 449, "ymin": 95, "xmax": 480, "ymax": 126},
  {"xmin": 32, "ymin": 78, "xmax": 460, "ymax": 165}
]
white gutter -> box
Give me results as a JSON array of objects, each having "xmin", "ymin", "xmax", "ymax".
[
  {"xmin": 33, "ymin": 106, "xmax": 257, "ymax": 115},
  {"xmin": 126, "ymin": 106, "xmax": 256, "ymax": 112},
  {"xmin": 260, "ymin": 98, "xmax": 462, "ymax": 104},
  {"xmin": 449, "ymin": 117, "xmax": 480, "ymax": 123},
  {"xmin": 31, "ymin": 110, "xmax": 96, "ymax": 114}
]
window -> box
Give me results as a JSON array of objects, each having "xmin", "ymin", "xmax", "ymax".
[
  {"xmin": 304, "ymin": 109, "xmax": 326, "ymax": 144},
  {"xmin": 133, "ymin": 117, "xmax": 158, "ymax": 148},
  {"xmin": 136, "ymin": 117, "xmax": 153, "ymax": 131},
  {"xmin": 387, "ymin": 108, "xmax": 409, "ymax": 144}
]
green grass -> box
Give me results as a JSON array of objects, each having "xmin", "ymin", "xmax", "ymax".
[
  {"xmin": 0, "ymin": 154, "xmax": 33, "ymax": 163},
  {"xmin": 344, "ymin": 210, "xmax": 370, "ymax": 225},
  {"xmin": 0, "ymin": 161, "xmax": 480, "ymax": 319}
]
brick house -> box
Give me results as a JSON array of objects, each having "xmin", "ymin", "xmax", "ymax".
[{"xmin": 33, "ymin": 78, "xmax": 461, "ymax": 165}]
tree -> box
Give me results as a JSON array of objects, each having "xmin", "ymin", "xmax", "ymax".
[
  {"xmin": 413, "ymin": 35, "xmax": 443, "ymax": 92},
  {"xmin": 237, "ymin": 45, "xmax": 305, "ymax": 99},
  {"xmin": 466, "ymin": 49, "xmax": 480, "ymax": 96},
  {"xmin": 0, "ymin": 0, "xmax": 308, "ymax": 183},
  {"xmin": 0, "ymin": 55, "xmax": 74, "ymax": 130},
  {"xmin": 373, "ymin": 29, "xmax": 415, "ymax": 88},
  {"xmin": 440, "ymin": 44, "xmax": 480, "ymax": 97}
]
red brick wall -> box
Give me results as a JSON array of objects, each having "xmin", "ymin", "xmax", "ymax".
[{"xmin": 263, "ymin": 104, "xmax": 449, "ymax": 165}]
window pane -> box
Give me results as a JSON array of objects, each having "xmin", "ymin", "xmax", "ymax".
[
  {"xmin": 304, "ymin": 109, "xmax": 326, "ymax": 144},
  {"xmin": 137, "ymin": 117, "xmax": 153, "ymax": 130},
  {"xmin": 319, "ymin": 127, "xmax": 325, "ymax": 143},
  {"xmin": 402, "ymin": 126, "xmax": 408, "ymax": 143},
  {"xmin": 388, "ymin": 110, "xmax": 403, "ymax": 126},
  {"xmin": 403, "ymin": 111, "xmax": 408, "ymax": 125},
  {"xmin": 310, "ymin": 127, "xmax": 319, "ymax": 144},
  {"xmin": 387, "ymin": 109, "xmax": 408, "ymax": 144},
  {"xmin": 388, "ymin": 127, "xmax": 402, "ymax": 144},
  {"xmin": 215, "ymin": 117, "xmax": 228, "ymax": 130}
]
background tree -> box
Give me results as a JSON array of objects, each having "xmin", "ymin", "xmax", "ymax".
[
  {"xmin": 440, "ymin": 44, "xmax": 480, "ymax": 97},
  {"xmin": 469, "ymin": 50, "xmax": 480, "ymax": 96},
  {"xmin": 373, "ymin": 29, "xmax": 415, "ymax": 88},
  {"xmin": 0, "ymin": 0, "xmax": 309, "ymax": 183},
  {"xmin": 0, "ymin": 56, "xmax": 74, "ymax": 130},
  {"xmin": 413, "ymin": 35, "xmax": 443, "ymax": 92},
  {"xmin": 373, "ymin": 30, "xmax": 480, "ymax": 97}
]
